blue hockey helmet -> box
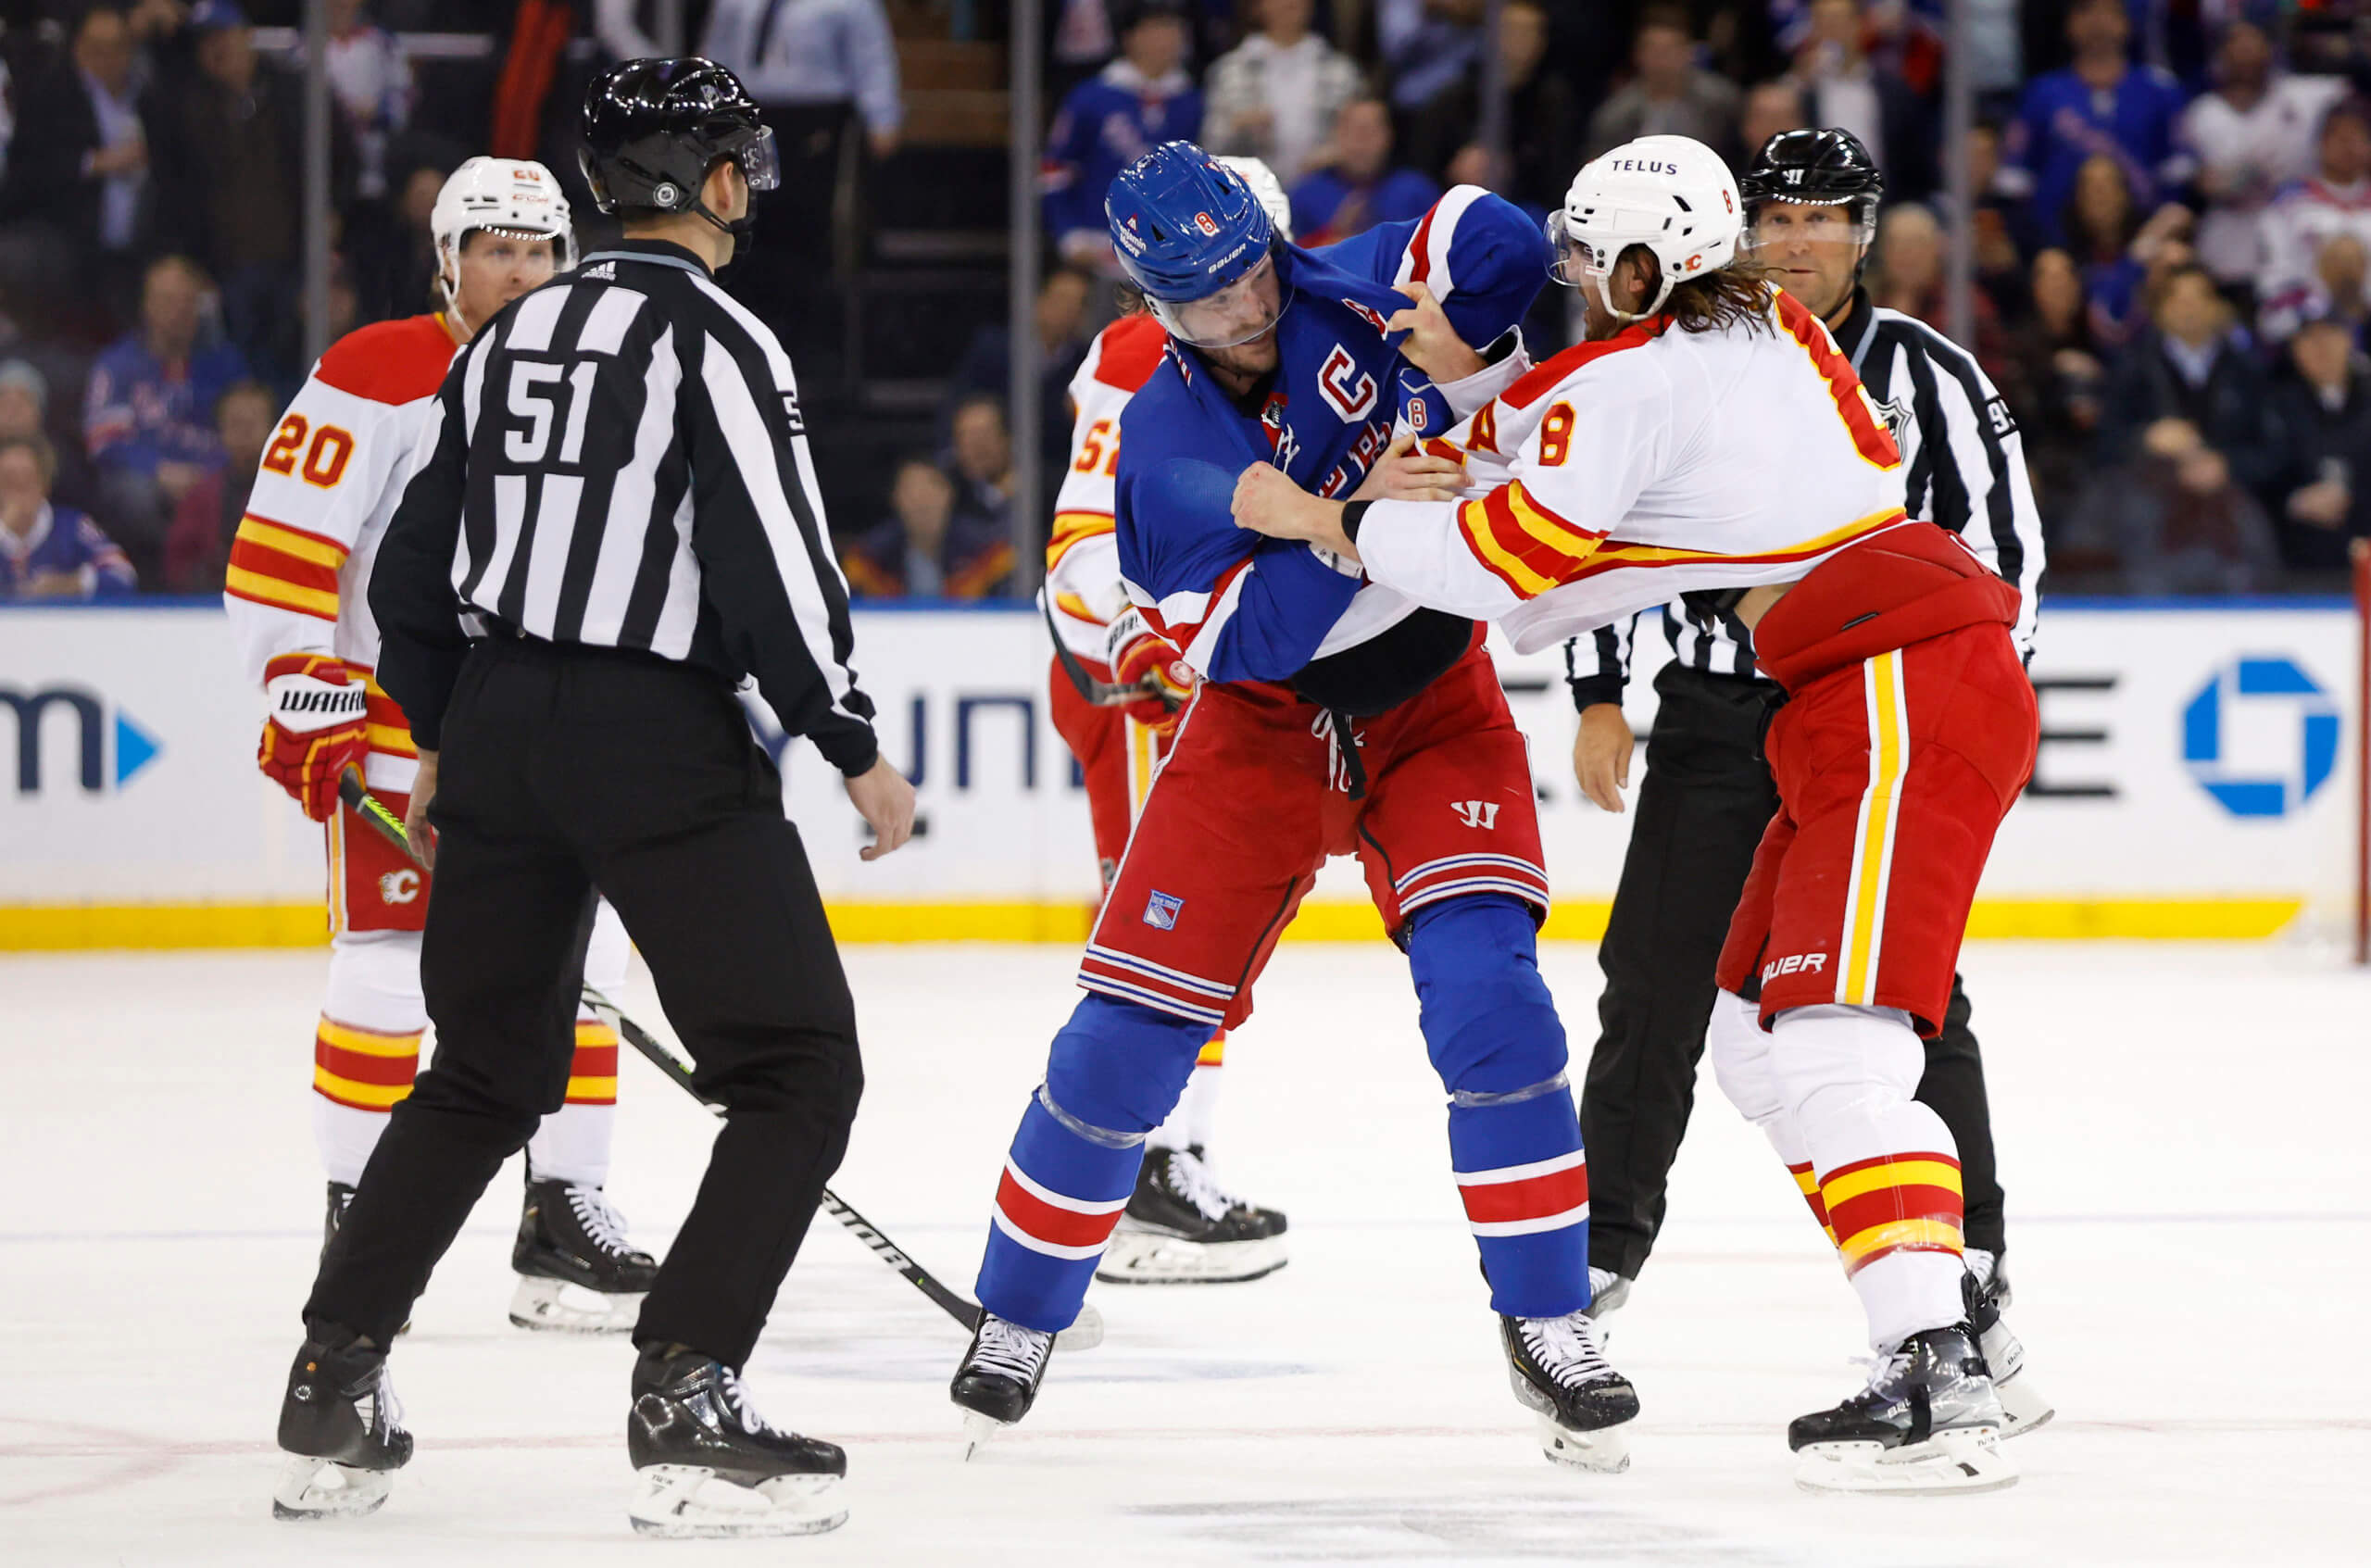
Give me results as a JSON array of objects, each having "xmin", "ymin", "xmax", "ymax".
[{"xmin": 1107, "ymin": 142, "xmax": 1289, "ymax": 348}]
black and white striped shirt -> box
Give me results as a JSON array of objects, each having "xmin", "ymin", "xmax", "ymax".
[
  {"xmin": 370, "ymin": 240, "xmax": 879, "ymax": 774},
  {"xmin": 1565, "ymin": 289, "xmax": 2046, "ymax": 709}
]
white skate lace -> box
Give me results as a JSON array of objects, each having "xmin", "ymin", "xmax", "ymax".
[
  {"xmin": 1848, "ymin": 1346, "xmax": 1916, "ymax": 1398},
  {"xmin": 1519, "ymin": 1311, "xmax": 1615, "ymax": 1390},
  {"xmin": 563, "ymin": 1185, "xmax": 634, "ymax": 1258},
  {"xmin": 715, "ymin": 1366, "xmax": 788, "ymax": 1439},
  {"xmin": 1160, "ymin": 1148, "xmax": 1243, "ymax": 1223},
  {"xmin": 357, "ymin": 1361, "xmax": 407, "ymax": 1439},
  {"xmin": 970, "ymin": 1316, "xmax": 1053, "ymax": 1385}
]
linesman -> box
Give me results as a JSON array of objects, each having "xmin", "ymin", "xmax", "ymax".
[
  {"xmin": 1566, "ymin": 128, "xmax": 2053, "ymax": 1437},
  {"xmin": 269, "ymin": 60, "xmax": 914, "ymax": 1539}
]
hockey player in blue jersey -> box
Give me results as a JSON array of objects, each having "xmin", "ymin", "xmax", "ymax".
[{"xmin": 949, "ymin": 143, "xmax": 1640, "ymax": 1472}]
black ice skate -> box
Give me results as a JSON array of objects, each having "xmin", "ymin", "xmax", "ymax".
[
  {"xmin": 627, "ymin": 1348, "xmax": 847, "ymax": 1537},
  {"xmin": 1584, "ymin": 1265, "xmax": 1634, "ymax": 1322},
  {"xmin": 1094, "ymin": 1146, "xmax": 1288, "ymax": 1285},
  {"xmin": 950, "ymin": 1312, "xmax": 1055, "ymax": 1460},
  {"xmin": 1964, "ymin": 1251, "xmax": 2053, "ymax": 1437},
  {"xmin": 1789, "ymin": 1323, "xmax": 2017, "ymax": 1494},
  {"xmin": 1499, "ymin": 1310, "xmax": 1639, "ymax": 1472},
  {"xmin": 272, "ymin": 1323, "xmax": 411, "ymax": 1520},
  {"xmin": 509, "ymin": 1176, "xmax": 659, "ymax": 1333}
]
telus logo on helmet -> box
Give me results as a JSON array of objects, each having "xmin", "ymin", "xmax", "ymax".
[{"xmin": 1609, "ymin": 159, "xmax": 1676, "ymax": 175}]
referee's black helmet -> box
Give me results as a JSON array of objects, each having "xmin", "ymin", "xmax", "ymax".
[
  {"xmin": 1738, "ymin": 127, "xmax": 1886, "ymax": 220},
  {"xmin": 579, "ymin": 58, "xmax": 780, "ymax": 226}
]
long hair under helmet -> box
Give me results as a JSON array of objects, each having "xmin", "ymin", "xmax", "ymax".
[
  {"xmin": 1107, "ymin": 142, "xmax": 1293, "ymax": 348},
  {"xmin": 432, "ymin": 157, "xmax": 574, "ymax": 336},
  {"xmin": 1548, "ymin": 134, "xmax": 1744, "ymax": 322}
]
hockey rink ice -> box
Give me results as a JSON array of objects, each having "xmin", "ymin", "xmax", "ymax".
[{"xmin": 4, "ymin": 938, "xmax": 2365, "ymax": 1566}]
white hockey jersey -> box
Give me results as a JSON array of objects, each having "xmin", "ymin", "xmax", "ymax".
[
  {"xmin": 224, "ymin": 312, "xmax": 459, "ymax": 794},
  {"xmin": 1352, "ymin": 286, "xmax": 1911, "ymax": 655},
  {"xmin": 1043, "ymin": 311, "xmax": 1169, "ymax": 663}
]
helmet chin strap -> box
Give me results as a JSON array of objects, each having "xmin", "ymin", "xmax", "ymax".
[
  {"xmin": 437, "ymin": 249, "xmax": 474, "ymax": 341},
  {"xmin": 1588, "ymin": 265, "xmax": 1675, "ymax": 325}
]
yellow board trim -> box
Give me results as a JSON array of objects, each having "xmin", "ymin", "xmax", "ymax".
[
  {"xmin": 224, "ymin": 565, "xmax": 340, "ymax": 619},
  {"xmin": 0, "ymin": 897, "xmax": 2313, "ymax": 949},
  {"xmin": 1820, "ymin": 1158, "xmax": 1964, "ymax": 1209}
]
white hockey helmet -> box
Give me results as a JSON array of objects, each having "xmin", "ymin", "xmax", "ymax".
[
  {"xmin": 433, "ymin": 157, "xmax": 575, "ymax": 326},
  {"xmin": 1216, "ymin": 156, "xmax": 1295, "ymax": 243},
  {"xmin": 1548, "ymin": 135, "xmax": 1743, "ymax": 322}
]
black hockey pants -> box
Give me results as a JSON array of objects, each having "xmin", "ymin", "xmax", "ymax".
[
  {"xmin": 306, "ymin": 636, "xmax": 863, "ymax": 1368},
  {"xmin": 1578, "ymin": 659, "xmax": 2006, "ymax": 1279}
]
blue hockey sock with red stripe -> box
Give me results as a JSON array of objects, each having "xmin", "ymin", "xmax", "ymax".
[
  {"xmin": 1409, "ymin": 896, "xmax": 1590, "ymax": 1319},
  {"xmin": 976, "ymin": 995, "xmax": 1205, "ymax": 1332}
]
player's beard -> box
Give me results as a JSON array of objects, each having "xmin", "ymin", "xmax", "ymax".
[{"xmin": 1203, "ymin": 328, "xmax": 1282, "ymax": 393}]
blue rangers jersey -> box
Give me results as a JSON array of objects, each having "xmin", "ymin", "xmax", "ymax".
[{"xmin": 1116, "ymin": 187, "xmax": 1549, "ymax": 700}]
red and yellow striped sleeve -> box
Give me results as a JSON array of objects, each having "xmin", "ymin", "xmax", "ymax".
[{"xmin": 225, "ymin": 513, "xmax": 347, "ymax": 622}]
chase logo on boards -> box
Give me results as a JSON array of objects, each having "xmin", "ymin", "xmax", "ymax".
[
  {"xmin": 2179, "ymin": 657, "xmax": 2340, "ymax": 818},
  {"xmin": 0, "ymin": 685, "xmax": 162, "ymax": 795}
]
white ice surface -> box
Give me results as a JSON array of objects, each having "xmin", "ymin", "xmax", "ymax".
[{"xmin": 3, "ymin": 940, "xmax": 2366, "ymax": 1566}]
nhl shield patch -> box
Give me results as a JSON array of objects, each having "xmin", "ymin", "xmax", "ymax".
[{"xmin": 1142, "ymin": 891, "xmax": 1185, "ymax": 930}]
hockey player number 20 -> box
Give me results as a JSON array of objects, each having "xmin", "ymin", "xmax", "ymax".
[{"xmin": 263, "ymin": 414, "xmax": 355, "ymax": 489}]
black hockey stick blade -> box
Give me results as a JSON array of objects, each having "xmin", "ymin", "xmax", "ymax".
[
  {"xmin": 337, "ymin": 768, "xmax": 417, "ymax": 859},
  {"xmin": 578, "ymin": 986, "xmax": 1106, "ymax": 1351}
]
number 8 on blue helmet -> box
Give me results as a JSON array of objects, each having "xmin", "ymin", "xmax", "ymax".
[{"xmin": 1105, "ymin": 142, "xmax": 1295, "ymax": 349}]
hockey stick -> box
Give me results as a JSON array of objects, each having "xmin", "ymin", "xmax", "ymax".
[
  {"xmin": 1042, "ymin": 593, "xmax": 1164, "ymax": 708},
  {"xmin": 334, "ymin": 768, "xmax": 1105, "ymax": 1350}
]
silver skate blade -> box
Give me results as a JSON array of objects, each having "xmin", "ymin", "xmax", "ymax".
[
  {"xmin": 960, "ymin": 1410, "xmax": 1009, "ymax": 1462},
  {"xmin": 1534, "ymin": 1411, "xmax": 1632, "ymax": 1474},
  {"xmin": 271, "ymin": 1455, "xmax": 393, "ymax": 1520},
  {"xmin": 1793, "ymin": 1427, "xmax": 2019, "ymax": 1495},
  {"xmin": 627, "ymin": 1464, "xmax": 847, "ymax": 1537},
  {"xmin": 1053, "ymin": 1302, "xmax": 1105, "ymax": 1351},
  {"xmin": 1094, "ymin": 1231, "xmax": 1288, "ymax": 1286},
  {"xmin": 508, "ymin": 1274, "xmax": 643, "ymax": 1335},
  {"xmin": 1997, "ymin": 1371, "xmax": 2056, "ymax": 1439}
]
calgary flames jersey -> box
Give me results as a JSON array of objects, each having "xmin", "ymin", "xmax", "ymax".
[
  {"xmin": 224, "ymin": 313, "xmax": 460, "ymax": 794},
  {"xmin": 1043, "ymin": 312, "xmax": 1168, "ymax": 662},
  {"xmin": 1354, "ymin": 286, "xmax": 1911, "ymax": 655}
]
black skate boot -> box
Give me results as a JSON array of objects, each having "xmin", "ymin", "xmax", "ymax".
[
  {"xmin": 1095, "ymin": 1146, "xmax": 1288, "ymax": 1285},
  {"xmin": 950, "ymin": 1312, "xmax": 1056, "ymax": 1459},
  {"xmin": 510, "ymin": 1176, "xmax": 659, "ymax": 1333},
  {"xmin": 272, "ymin": 1321, "xmax": 411, "ymax": 1520},
  {"xmin": 1499, "ymin": 1310, "xmax": 1639, "ymax": 1472},
  {"xmin": 1963, "ymin": 1251, "xmax": 2053, "ymax": 1437},
  {"xmin": 627, "ymin": 1347, "xmax": 847, "ymax": 1537},
  {"xmin": 1583, "ymin": 1265, "xmax": 1634, "ymax": 1321},
  {"xmin": 1789, "ymin": 1323, "xmax": 2016, "ymax": 1494}
]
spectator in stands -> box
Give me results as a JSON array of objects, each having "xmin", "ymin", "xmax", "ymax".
[
  {"xmin": 0, "ymin": 358, "xmax": 100, "ymax": 518},
  {"xmin": 700, "ymin": 0, "xmax": 904, "ymax": 367},
  {"xmin": 0, "ymin": 5, "xmax": 155, "ymax": 330},
  {"xmin": 149, "ymin": 2, "xmax": 347, "ymax": 386},
  {"xmin": 944, "ymin": 392, "xmax": 1017, "ymax": 541},
  {"xmin": 1788, "ymin": 0, "xmax": 1935, "ymax": 201},
  {"xmin": 2002, "ymin": 0, "xmax": 2192, "ymax": 246},
  {"xmin": 2072, "ymin": 410, "xmax": 2284, "ymax": 595},
  {"xmin": 348, "ymin": 149, "xmax": 456, "ymax": 329},
  {"xmin": 2267, "ymin": 312, "xmax": 2371, "ymax": 577},
  {"xmin": 1376, "ymin": 0, "xmax": 1484, "ymax": 119},
  {"xmin": 840, "ymin": 455, "xmax": 1014, "ymax": 600},
  {"xmin": 943, "ymin": 266, "xmax": 1094, "ymax": 474},
  {"xmin": 1409, "ymin": 0, "xmax": 1578, "ymax": 212},
  {"xmin": 2255, "ymin": 98, "xmax": 2371, "ymax": 345},
  {"xmin": 2003, "ymin": 247, "xmax": 2109, "ymax": 523},
  {"xmin": 1290, "ymin": 96, "xmax": 1437, "ymax": 245},
  {"xmin": 164, "ymin": 378, "xmax": 275, "ymax": 594},
  {"xmin": 323, "ymin": 0, "xmax": 414, "ymax": 202},
  {"xmin": 1203, "ymin": 0, "xmax": 1363, "ymax": 188},
  {"xmin": 84, "ymin": 255, "xmax": 247, "ymax": 589},
  {"xmin": 2180, "ymin": 19, "xmax": 2347, "ymax": 303},
  {"xmin": 2100, "ymin": 262, "xmax": 2285, "ymax": 504},
  {"xmin": 1042, "ymin": 0, "xmax": 1200, "ymax": 272},
  {"xmin": 2062, "ymin": 152, "xmax": 2198, "ymax": 345},
  {"xmin": 1737, "ymin": 79, "xmax": 1808, "ymax": 161},
  {"xmin": 1585, "ymin": 5, "xmax": 1741, "ymax": 164},
  {"xmin": 1942, "ymin": 120, "xmax": 2042, "ymax": 320},
  {"xmin": 0, "ymin": 433, "xmax": 136, "ymax": 600}
]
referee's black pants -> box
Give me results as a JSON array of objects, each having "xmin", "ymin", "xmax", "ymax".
[
  {"xmin": 1578, "ymin": 659, "xmax": 2006, "ymax": 1280},
  {"xmin": 306, "ymin": 636, "xmax": 863, "ymax": 1369}
]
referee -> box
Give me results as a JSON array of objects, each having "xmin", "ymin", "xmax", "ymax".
[
  {"xmin": 270, "ymin": 60, "xmax": 913, "ymax": 1537},
  {"xmin": 1566, "ymin": 129, "xmax": 2051, "ymax": 1435}
]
